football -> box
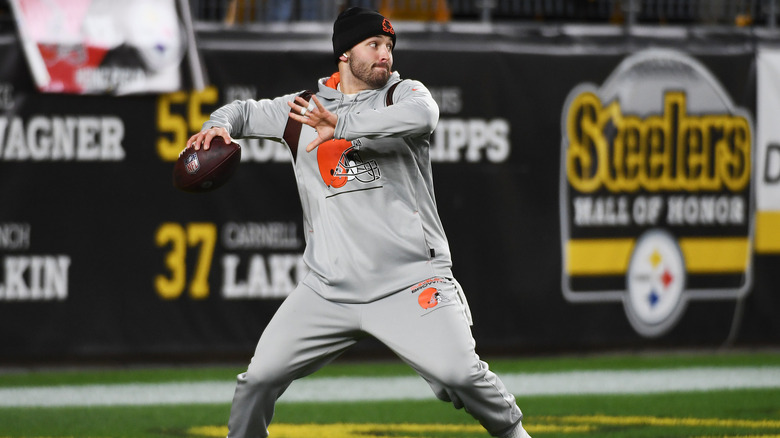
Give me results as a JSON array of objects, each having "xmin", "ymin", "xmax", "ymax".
[{"xmin": 173, "ymin": 136, "xmax": 241, "ymax": 193}]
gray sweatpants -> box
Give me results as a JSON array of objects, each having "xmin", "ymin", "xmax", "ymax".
[{"xmin": 226, "ymin": 277, "xmax": 523, "ymax": 437}]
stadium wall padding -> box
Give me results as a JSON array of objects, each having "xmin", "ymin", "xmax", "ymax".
[{"xmin": 0, "ymin": 28, "xmax": 778, "ymax": 362}]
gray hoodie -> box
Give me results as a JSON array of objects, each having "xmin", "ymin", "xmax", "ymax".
[{"xmin": 205, "ymin": 71, "xmax": 453, "ymax": 302}]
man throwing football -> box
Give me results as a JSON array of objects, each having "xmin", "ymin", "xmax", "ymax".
[{"xmin": 187, "ymin": 7, "xmax": 531, "ymax": 438}]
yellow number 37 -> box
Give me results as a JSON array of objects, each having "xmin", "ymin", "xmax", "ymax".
[{"xmin": 155, "ymin": 222, "xmax": 217, "ymax": 300}]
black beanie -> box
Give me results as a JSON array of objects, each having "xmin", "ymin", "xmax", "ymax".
[{"xmin": 332, "ymin": 7, "xmax": 396, "ymax": 63}]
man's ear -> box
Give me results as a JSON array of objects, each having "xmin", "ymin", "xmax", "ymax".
[{"xmin": 340, "ymin": 52, "xmax": 349, "ymax": 62}]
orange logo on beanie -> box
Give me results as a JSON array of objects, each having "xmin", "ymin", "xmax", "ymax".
[
  {"xmin": 418, "ymin": 287, "xmax": 441, "ymax": 309},
  {"xmin": 382, "ymin": 18, "xmax": 394, "ymax": 35}
]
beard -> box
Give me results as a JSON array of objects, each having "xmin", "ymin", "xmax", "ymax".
[{"xmin": 349, "ymin": 58, "xmax": 392, "ymax": 89}]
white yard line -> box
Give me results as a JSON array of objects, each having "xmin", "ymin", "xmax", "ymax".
[{"xmin": 1, "ymin": 366, "xmax": 779, "ymax": 407}]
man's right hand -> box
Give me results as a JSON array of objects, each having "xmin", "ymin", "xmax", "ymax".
[{"xmin": 186, "ymin": 126, "xmax": 232, "ymax": 151}]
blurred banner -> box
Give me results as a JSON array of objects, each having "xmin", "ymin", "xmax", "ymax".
[
  {"xmin": 0, "ymin": 29, "xmax": 777, "ymax": 362},
  {"xmin": 8, "ymin": 0, "xmax": 194, "ymax": 94},
  {"xmin": 560, "ymin": 49, "xmax": 753, "ymax": 338},
  {"xmin": 757, "ymin": 48, "xmax": 780, "ymax": 254}
]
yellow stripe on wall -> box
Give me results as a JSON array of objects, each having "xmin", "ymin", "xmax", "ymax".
[
  {"xmin": 566, "ymin": 238, "xmax": 635, "ymax": 276},
  {"xmin": 678, "ymin": 237, "xmax": 750, "ymax": 273},
  {"xmin": 755, "ymin": 211, "xmax": 780, "ymax": 254},
  {"xmin": 566, "ymin": 237, "xmax": 750, "ymax": 276}
]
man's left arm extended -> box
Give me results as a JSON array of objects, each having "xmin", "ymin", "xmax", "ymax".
[{"xmin": 335, "ymin": 80, "xmax": 439, "ymax": 141}]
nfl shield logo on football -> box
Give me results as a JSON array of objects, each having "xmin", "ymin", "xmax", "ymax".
[{"xmin": 184, "ymin": 153, "xmax": 200, "ymax": 174}]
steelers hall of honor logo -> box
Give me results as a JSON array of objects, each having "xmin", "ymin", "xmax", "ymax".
[{"xmin": 625, "ymin": 229, "xmax": 687, "ymax": 338}]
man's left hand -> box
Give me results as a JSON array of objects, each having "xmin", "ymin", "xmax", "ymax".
[{"xmin": 287, "ymin": 95, "xmax": 337, "ymax": 152}]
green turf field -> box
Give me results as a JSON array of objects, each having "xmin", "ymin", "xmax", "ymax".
[{"xmin": 1, "ymin": 350, "xmax": 779, "ymax": 438}]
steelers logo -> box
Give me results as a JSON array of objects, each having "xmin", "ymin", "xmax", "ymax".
[{"xmin": 625, "ymin": 229, "xmax": 687, "ymax": 337}]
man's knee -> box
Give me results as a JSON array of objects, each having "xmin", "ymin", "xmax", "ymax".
[
  {"xmin": 239, "ymin": 359, "xmax": 293, "ymax": 391},
  {"xmin": 430, "ymin": 359, "xmax": 488, "ymax": 391}
]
